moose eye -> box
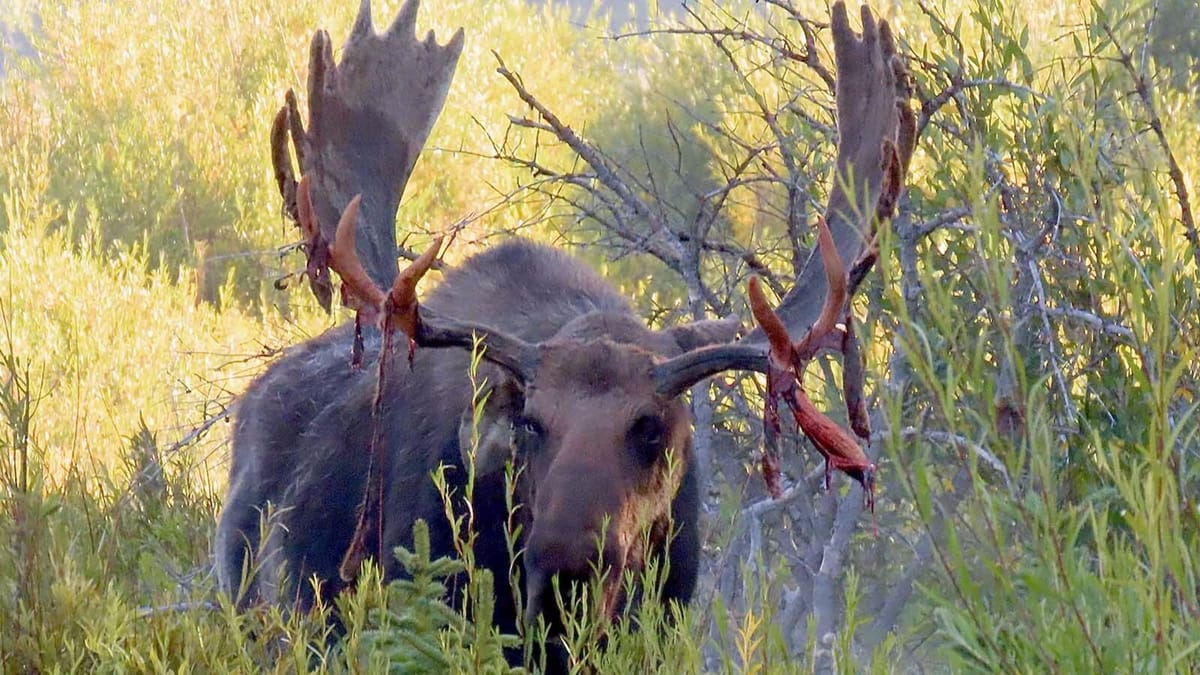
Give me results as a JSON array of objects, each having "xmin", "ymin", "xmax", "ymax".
[
  {"xmin": 628, "ymin": 415, "xmax": 667, "ymax": 465},
  {"xmin": 515, "ymin": 416, "xmax": 546, "ymax": 456}
]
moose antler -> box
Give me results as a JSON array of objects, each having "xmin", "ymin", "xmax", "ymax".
[
  {"xmin": 653, "ymin": 217, "xmax": 875, "ymax": 503},
  {"xmin": 749, "ymin": 2, "xmax": 915, "ymax": 343},
  {"xmin": 298, "ymin": 175, "xmax": 536, "ymax": 582},
  {"xmin": 748, "ymin": 218, "xmax": 874, "ymax": 506},
  {"xmin": 311, "ymin": 2, "xmax": 908, "ymax": 528},
  {"xmin": 654, "ymin": 2, "xmax": 916, "ymax": 505},
  {"xmin": 298, "ymin": 176, "xmax": 540, "ymax": 381},
  {"xmin": 273, "ymin": 0, "xmax": 464, "ymax": 309}
]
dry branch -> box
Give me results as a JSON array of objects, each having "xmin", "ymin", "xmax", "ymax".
[{"xmin": 1100, "ymin": 19, "xmax": 1199, "ymax": 270}]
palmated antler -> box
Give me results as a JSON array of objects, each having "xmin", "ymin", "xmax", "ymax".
[
  {"xmin": 273, "ymin": 0, "xmax": 464, "ymax": 310},
  {"xmin": 750, "ymin": 1, "xmax": 915, "ymax": 343},
  {"xmin": 654, "ymin": 2, "xmax": 917, "ymax": 508}
]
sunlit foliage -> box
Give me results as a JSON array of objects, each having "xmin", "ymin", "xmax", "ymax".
[{"xmin": 0, "ymin": 0, "xmax": 1197, "ymax": 671}]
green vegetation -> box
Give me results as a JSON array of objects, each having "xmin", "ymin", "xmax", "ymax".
[{"xmin": 1, "ymin": 0, "xmax": 1198, "ymax": 672}]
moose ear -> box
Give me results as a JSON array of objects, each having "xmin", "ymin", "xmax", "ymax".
[
  {"xmin": 662, "ymin": 317, "xmax": 741, "ymax": 353},
  {"xmin": 458, "ymin": 377, "xmax": 524, "ymax": 477}
]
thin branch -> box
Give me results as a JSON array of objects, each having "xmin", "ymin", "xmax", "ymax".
[
  {"xmin": 162, "ymin": 407, "xmax": 232, "ymax": 458},
  {"xmin": 1028, "ymin": 257, "xmax": 1080, "ymax": 430},
  {"xmin": 900, "ymin": 427, "xmax": 1012, "ymax": 487},
  {"xmin": 610, "ymin": 18, "xmax": 835, "ymax": 90},
  {"xmin": 910, "ymin": 206, "xmax": 975, "ymax": 240},
  {"xmin": 1100, "ymin": 19, "xmax": 1200, "ymax": 270},
  {"xmin": 863, "ymin": 467, "xmax": 973, "ymax": 651},
  {"xmin": 919, "ymin": 78, "xmax": 1049, "ymax": 136},
  {"xmin": 494, "ymin": 52, "xmax": 683, "ymax": 264},
  {"xmin": 695, "ymin": 10, "xmax": 819, "ymax": 277},
  {"xmin": 700, "ymin": 239, "xmax": 786, "ymax": 296},
  {"xmin": 1042, "ymin": 306, "xmax": 1135, "ymax": 341},
  {"xmin": 136, "ymin": 601, "xmax": 220, "ymax": 618},
  {"xmin": 396, "ymin": 244, "xmax": 449, "ymax": 269}
]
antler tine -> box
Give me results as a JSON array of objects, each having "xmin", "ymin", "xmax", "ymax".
[
  {"xmin": 328, "ymin": 191, "xmax": 388, "ymax": 313},
  {"xmin": 313, "ymin": 191, "xmax": 534, "ymax": 380},
  {"xmin": 321, "ymin": 186, "xmax": 447, "ymax": 340},
  {"xmin": 395, "ymin": 241, "xmax": 539, "ymax": 380},
  {"xmin": 792, "ymin": 217, "xmax": 847, "ymax": 359},
  {"xmin": 315, "ymin": 191, "xmax": 536, "ymax": 378},
  {"xmin": 386, "ymin": 236, "xmax": 443, "ymax": 340},
  {"xmin": 296, "ymin": 174, "xmax": 318, "ymax": 241},
  {"xmin": 655, "ymin": 217, "xmax": 849, "ymax": 396},
  {"xmin": 388, "ymin": 0, "xmax": 420, "ymax": 38},
  {"xmin": 749, "ymin": 217, "xmax": 847, "ymax": 366},
  {"xmin": 350, "ymin": 0, "xmax": 373, "ymax": 40},
  {"xmin": 270, "ymin": 105, "xmax": 298, "ymax": 222},
  {"xmin": 748, "ymin": 276, "xmax": 792, "ymax": 368}
]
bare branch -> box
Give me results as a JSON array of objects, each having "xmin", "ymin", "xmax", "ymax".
[
  {"xmin": 901, "ymin": 428, "xmax": 1011, "ymax": 487},
  {"xmin": 493, "ymin": 51, "xmax": 683, "ymax": 264},
  {"xmin": 1100, "ymin": 19, "xmax": 1200, "ymax": 270},
  {"xmin": 910, "ymin": 206, "xmax": 974, "ymax": 239},
  {"xmin": 162, "ymin": 407, "xmax": 232, "ymax": 458},
  {"xmin": 918, "ymin": 78, "xmax": 1049, "ymax": 137},
  {"xmin": 610, "ymin": 11, "xmax": 835, "ymax": 89},
  {"xmin": 1042, "ymin": 306, "xmax": 1135, "ymax": 342},
  {"xmin": 863, "ymin": 466, "xmax": 972, "ymax": 651},
  {"xmin": 136, "ymin": 601, "xmax": 220, "ymax": 618}
]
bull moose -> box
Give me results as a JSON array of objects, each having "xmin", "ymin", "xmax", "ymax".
[{"xmin": 215, "ymin": 0, "xmax": 916, "ymax": 664}]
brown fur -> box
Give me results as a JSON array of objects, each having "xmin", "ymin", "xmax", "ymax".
[{"xmin": 215, "ymin": 239, "xmax": 737, "ymax": 645}]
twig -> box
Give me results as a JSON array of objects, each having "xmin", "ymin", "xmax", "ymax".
[
  {"xmin": 1028, "ymin": 257, "xmax": 1079, "ymax": 430},
  {"xmin": 695, "ymin": 10, "xmax": 819, "ymax": 277},
  {"xmin": 610, "ymin": 19, "xmax": 835, "ymax": 90},
  {"xmin": 396, "ymin": 244, "xmax": 448, "ymax": 269},
  {"xmin": 1041, "ymin": 306, "xmax": 1135, "ymax": 341},
  {"xmin": 494, "ymin": 52, "xmax": 681, "ymax": 258},
  {"xmin": 863, "ymin": 467, "xmax": 972, "ymax": 650},
  {"xmin": 162, "ymin": 407, "xmax": 233, "ymax": 458},
  {"xmin": 699, "ymin": 239, "xmax": 786, "ymax": 297},
  {"xmin": 811, "ymin": 452, "xmax": 868, "ymax": 675},
  {"xmin": 900, "ymin": 427, "xmax": 1011, "ymax": 488},
  {"xmin": 919, "ymin": 78, "xmax": 1049, "ymax": 136},
  {"xmin": 136, "ymin": 600, "xmax": 220, "ymax": 618},
  {"xmin": 1099, "ymin": 20, "xmax": 1200, "ymax": 270},
  {"xmin": 910, "ymin": 206, "xmax": 974, "ymax": 240}
]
